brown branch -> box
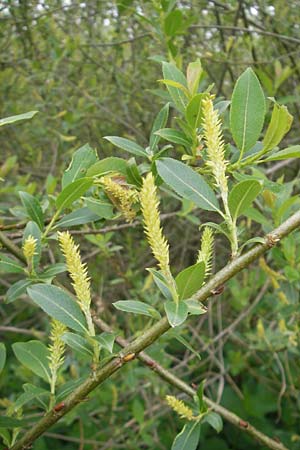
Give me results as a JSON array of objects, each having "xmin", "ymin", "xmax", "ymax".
[
  {"xmin": 7, "ymin": 209, "xmax": 300, "ymax": 450},
  {"xmin": 93, "ymin": 316, "xmax": 288, "ymax": 450}
]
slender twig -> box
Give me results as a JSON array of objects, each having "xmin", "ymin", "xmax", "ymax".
[
  {"xmin": 93, "ymin": 316, "xmax": 288, "ymax": 450},
  {"xmin": 8, "ymin": 210, "xmax": 300, "ymax": 450},
  {"xmin": 190, "ymin": 24, "xmax": 300, "ymax": 45}
]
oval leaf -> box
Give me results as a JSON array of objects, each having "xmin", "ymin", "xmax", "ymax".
[
  {"xmin": 0, "ymin": 111, "xmax": 38, "ymax": 127},
  {"xmin": 175, "ymin": 262, "xmax": 205, "ymax": 300},
  {"xmin": 262, "ymin": 145, "xmax": 300, "ymax": 162},
  {"xmin": 164, "ymin": 300, "xmax": 188, "ymax": 327},
  {"xmin": 154, "ymin": 128, "xmax": 191, "ymax": 147},
  {"xmin": 172, "ymin": 421, "xmax": 201, "ymax": 450},
  {"xmin": 62, "ymin": 143, "xmax": 98, "ymax": 188},
  {"xmin": 0, "ymin": 254, "xmax": 24, "ymax": 274},
  {"xmin": 262, "ymin": 102, "xmax": 293, "ymax": 152},
  {"xmin": 230, "ymin": 68, "xmax": 265, "ymax": 155},
  {"xmin": 19, "ymin": 191, "xmax": 44, "ymax": 230},
  {"xmin": 87, "ymin": 156, "xmax": 128, "ymax": 177},
  {"xmin": 27, "ymin": 284, "xmax": 88, "ymax": 333},
  {"xmin": 150, "ymin": 103, "xmax": 170, "ymax": 151},
  {"xmin": 62, "ymin": 332, "xmax": 93, "ymax": 357},
  {"xmin": 104, "ymin": 136, "xmax": 147, "ymax": 158},
  {"xmin": 113, "ymin": 300, "xmax": 160, "ymax": 319},
  {"xmin": 12, "ymin": 341, "xmax": 51, "ymax": 382},
  {"xmin": 156, "ymin": 158, "xmax": 220, "ymax": 213},
  {"xmin": 162, "ymin": 62, "xmax": 187, "ymax": 113},
  {"xmin": 229, "ymin": 180, "xmax": 262, "ymax": 219},
  {"xmin": 6, "ymin": 279, "xmax": 32, "ymax": 303},
  {"xmin": 56, "ymin": 177, "xmax": 93, "ymax": 211},
  {"xmin": 0, "ymin": 343, "xmax": 6, "ymax": 374}
]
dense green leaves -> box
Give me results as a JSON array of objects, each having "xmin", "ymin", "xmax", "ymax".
[
  {"xmin": 228, "ymin": 180, "xmax": 262, "ymax": 220},
  {"xmin": 175, "ymin": 262, "xmax": 205, "ymax": 300},
  {"xmin": 12, "ymin": 341, "xmax": 51, "ymax": 382},
  {"xmin": 156, "ymin": 158, "xmax": 220, "ymax": 213},
  {"xmin": 27, "ymin": 284, "xmax": 88, "ymax": 333},
  {"xmin": 230, "ymin": 68, "xmax": 265, "ymax": 155}
]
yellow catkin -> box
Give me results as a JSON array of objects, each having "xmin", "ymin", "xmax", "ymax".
[
  {"xmin": 22, "ymin": 235, "xmax": 37, "ymax": 260},
  {"xmin": 101, "ymin": 176, "xmax": 138, "ymax": 223},
  {"xmin": 58, "ymin": 231, "xmax": 91, "ymax": 310},
  {"xmin": 139, "ymin": 173, "xmax": 170, "ymax": 280},
  {"xmin": 197, "ymin": 227, "xmax": 214, "ymax": 279},
  {"xmin": 166, "ymin": 395, "xmax": 195, "ymax": 421},
  {"xmin": 202, "ymin": 97, "xmax": 228, "ymax": 196},
  {"xmin": 256, "ymin": 318, "xmax": 265, "ymax": 338},
  {"xmin": 48, "ymin": 320, "xmax": 66, "ymax": 380}
]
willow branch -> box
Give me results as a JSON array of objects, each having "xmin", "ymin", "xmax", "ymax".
[
  {"xmin": 8, "ymin": 209, "xmax": 300, "ymax": 450},
  {"xmin": 93, "ymin": 316, "xmax": 288, "ymax": 450}
]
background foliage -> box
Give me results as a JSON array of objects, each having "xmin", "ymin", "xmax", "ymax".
[{"xmin": 1, "ymin": 1, "xmax": 300, "ymax": 449}]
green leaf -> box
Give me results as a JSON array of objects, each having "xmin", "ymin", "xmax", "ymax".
[
  {"xmin": 62, "ymin": 143, "xmax": 98, "ymax": 188},
  {"xmin": 84, "ymin": 197, "xmax": 114, "ymax": 219},
  {"xmin": 172, "ymin": 421, "xmax": 201, "ymax": 450},
  {"xmin": 185, "ymin": 299, "xmax": 207, "ymax": 316},
  {"xmin": 176, "ymin": 262, "xmax": 205, "ymax": 300},
  {"xmin": 196, "ymin": 380, "xmax": 207, "ymax": 413},
  {"xmin": 0, "ymin": 416, "xmax": 31, "ymax": 428},
  {"xmin": 0, "ymin": 254, "xmax": 24, "ymax": 274},
  {"xmin": 113, "ymin": 300, "xmax": 160, "ymax": 319},
  {"xmin": 230, "ymin": 68, "xmax": 265, "ymax": 155},
  {"xmin": 126, "ymin": 158, "xmax": 143, "ymax": 187},
  {"xmin": 150, "ymin": 103, "xmax": 170, "ymax": 151},
  {"xmin": 164, "ymin": 300, "xmax": 188, "ymax": 327},
  {"xmin": 56, "ymin": 177, "xmax": 93, "ymax": 211},
  {"xmin": 19, "ymin": 191, "xmax": 44, "ymax": 230},
  {"xmin": 164, "ymin": 9, "xmax": 183, "ymax": 36},
  {"xmin": 0, "ymin": 343, "xmax": 6, "ymax": 374},
  {"xmin": 56, "ymin": 377, "xmax": 86, "ymax": 402},
  {"xmin": 156, "ymin": 158, "xmax": 220, "ymax": 213},
  {"xmin": 62, "ymin": 332, "xmax": 93, "ymax": 357},
  {"xmin": 203, "ymin": 412, "xmax": 223, "ymax": 433},
  {"xmin": 187, "ymin": 59, "xmax": 203, "ymax": 95},
  {"xmin": 12, "ymin": 340, "xmax": 51, "ymax": 382},
  {"xmin": 154, "ymin": 128, "xmax": 191, "ymax": 147},
  {"xmin": 104, "ymin": 136, "xmax": 147, "ymax": 158},
  {"xmin": 54, "ymin": 207, "xmax": 100, "ymax": 228},
  {"xmin": 162, "ymin": 62, "xmax": 188, "ymax": 113},
  {"xmin": 38, "ymin": 263, "xmax": 66, "ymax": 280},
  {"xmin": 27, "ymin": 284, "xmax": 88, "ymax": 333},
  {"xmin": 13, "ymin": 385, "xmax": 49, "ymax": 411},
  {"xmin": 262, "ymin": 103, "xmax": 293, "ymax": 152},
  {"xmin": 87, "ymin": 156, "xmax": 128, "ymax": 177},
  {"xmin": 6, "ymin": 279, "xmax": 32, "ymax": 303},
  {"xmin": 185, "ymin": 94, "xmax": 204, "ymax": 129},
  {"xmin": 262, "ymin": 145, "xmax": 300, "ymax": 162},
  {"xmin": 147, "ymin": 268, "xmax": 173, "ymax": 301},
  {"xmin": 0, "ymin": 111, "xmax": 38, "ymax": 127},
  {"xmin": 94, "ymin": 332, "xmax": 115, "ymax": 353},
  {"xmin": 171, "ymin": 331, "xmax": 201, "ymax": 360},
  {"xmin": 228, "ymin": 180, "xmax": 262, "ymax": 220},
  {"xmin": 23, "ymin": 221, "xmax": 42, "ymax": 269}
]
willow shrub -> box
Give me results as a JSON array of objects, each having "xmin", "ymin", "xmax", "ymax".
[{"xmin": 1, "ymin": 60, "xmax": 299, "ymax": 449}]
